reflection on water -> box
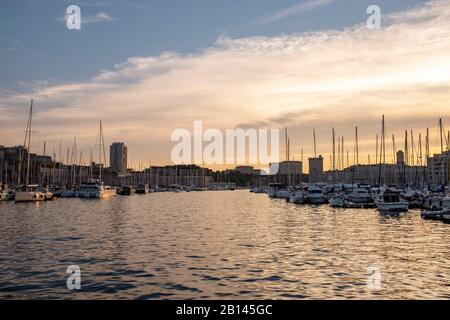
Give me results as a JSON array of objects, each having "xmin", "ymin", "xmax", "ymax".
[{"xmin": 0, "ymin": 190, "xmax": 449, "ymax": 299}]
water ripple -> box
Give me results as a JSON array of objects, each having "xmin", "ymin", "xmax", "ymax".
[{"xmin": 0, "ymin": 190, "xmax": 449, "ymax": 299}]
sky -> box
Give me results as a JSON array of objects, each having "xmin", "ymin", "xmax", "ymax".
[{"xmin": 1, "ymin": 0, "xmax": 450, "ymax": 171}]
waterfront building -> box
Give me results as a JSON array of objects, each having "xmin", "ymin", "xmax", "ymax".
[
  {"xmin": 309, "ymin": 156, "xmax": 324, "ymax": 183},
  {"xmin": 266, "ymin": 161, "xmax": 305, "ymax": 186},
  {"xmin": 397, "ymin": 150, "xmax": 405, "ymax": 165},
  {"xmin": 278, "ymin": 161, "xmax": 302, "ymax": 175},
  {"xmin": 325, "ymin": 163, "xmax": 427, "ymax": 187},
  {"xmin": 110, "ymin": 142, "xmax": 128, "ymax": 174},
  {"xmin": 427, "ymin": 151, "xmax": 450, "ymax": 187}
]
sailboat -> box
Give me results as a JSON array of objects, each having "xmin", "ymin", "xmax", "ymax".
[
  {"xmin": 15, "ymin": 100, "xmax": 46, "ymax": 202},
  {"xmin": 375, "ymin": 116, "xmax": 408, "ymax": 213},
  {"xmin": 76, "ymin": 120, "xmax": 116, "ymax": 199}
]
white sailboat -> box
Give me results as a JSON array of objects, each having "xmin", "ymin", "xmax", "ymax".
[
  {"xmin": 76, "ymin": 120, "xmax": 116, "ymax": 199},
  {"xmin": 15, "ymin": 100, "xmax": 46, "ymax": 203}
]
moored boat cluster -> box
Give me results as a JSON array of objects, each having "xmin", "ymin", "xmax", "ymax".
[
  {"xmin": 0, "ymin": 181, "xmax": 217, "ymax": 203},
  {"xmin": 250, "ymin": 183, "xmax": 450, "ymax": 222}
]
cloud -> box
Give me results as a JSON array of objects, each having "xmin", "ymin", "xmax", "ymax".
[
  {"xmin": 256, "ymin": 0, "xmax": 338, "ymax": 24},
  {"xmin": 83, "ymin": 12, "xmax": 114, "ymax": 24},
  {"xmin": 3, "ymin": 0, "xmax": 450, "ymax": 169}
]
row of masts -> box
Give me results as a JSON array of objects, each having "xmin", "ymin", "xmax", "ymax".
[
  {"xmin": 282, "ymin": 116, "xmax": 449, "ymax": 186},
  {"xmin": 14, "ymin": 100, "xmax": 111, "ymax": 186},
  {"xmin": 5, "ymin": 100, "xmax": 450, "ymax": 187}
]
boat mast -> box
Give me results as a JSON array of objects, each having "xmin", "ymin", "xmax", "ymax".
[
  {"xmin": 332, "ymin": 128, "xmax": 336, "ymax": 171},
  {"xmin": 404, "ymin": 130, "xmax": 408, "ymax": 166},
  {"xmin": 90, "ymin": 147, "xmax": 93, "ymax": 180},
  {"xmin": 0, "ymin": 148, "xmax": 3, "ymax": 186},
  {"xmin": 382, "ymin": 116, "xmax": 386, "ymax": 165},
  {"xmin": 99, "ymin": 121, "xmax": 102, "ymax": 182},
  {"xmin": 418, "ymin": 133, "xmax": 423, "ymax": 166},
  {"xmin": 337, "ymin": 137, "xmax": 341, "ymax": 170},
  {"xmin": 98, "ymin": 120, "xmax": 106, "ymax": 183},
  {"xmin": 355, "ymin": 126, "xmax": 359, "ymax": 165},
  {"xmin": 392, "ymin": 134, "xmax": 396, "ymax": 164},
  {"xmin": 288, "ymin": 137, "xmax": 291, "ymax": 187},
  {"xmin": 393, "ymin": 134, "xmax": 399, "ymax": 185},
  {"xmin": 66, "ymin": 148, "xmax": 69, "ymax": 185},
  {"xmin": 410, "ymin": 130, "xmax": 415, "ymax": 167},
  {"xmin": 377, "ymin": 115, "xmax": 385, "ymax": 187},
  {"xmin": 425, "ymin": 128, "xmax": 430, "ymax": 166},
  {"xmin": 375, "ymin": 134, "xmax": 379, "ymax": 166},
  {"xmin": 332, "ymin": 128, "xmax": 336, "ymax": 183},
  {"xmin": 42, "ymin": 141, "xmax": 46, "ymax": 185},
  {"xmin": 26, "ymin": 99, "xmax": 33, "ymax": 186},
  {"xmin": 59, "ymin": 141, "xmax": 62, "ymax": 185},
  {"xmin": 313, "ymin": 129, "xmax": 317, "ymax": 158}
]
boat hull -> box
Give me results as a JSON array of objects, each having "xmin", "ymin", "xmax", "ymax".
[
  {"xmin": 15, "ymin": 191, "xmax": 45, "ymax": 202},
  {"xmin": 376, "ymin": 202, "xmax": 409, "ymax": 213},
  {"xmin": 289, "ymin": 195, "xmax": 305, "ymax": 204},
  {"xmin": 307, "ymin": 196, "xmax": 328, "ymax": 204},
  {"xmin": 77, "ymin": 190, "xmax": 116, "ymax": 198}
]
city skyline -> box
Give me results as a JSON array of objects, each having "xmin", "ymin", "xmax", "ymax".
[{"xmin": 1, "ymin": 0, "xmax": 450, "ymax": 171}]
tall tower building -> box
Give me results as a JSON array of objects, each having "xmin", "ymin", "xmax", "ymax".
[
  {"xmin": 309, "ymin": 156, "xmax": 324, "ymax": 183},
  {"xmin": 110, "ymin": 142, "xmax": 127, "ymax": 173},
  {"xmin": 396, "ymin": 150, "xmax": 405, "ymax": 165}
]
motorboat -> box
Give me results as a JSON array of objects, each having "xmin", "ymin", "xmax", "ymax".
[
  {"xmin": 401, "ymin": 188, "xmax": 424, "ymax": 209},
  {"xmin": 289, "ymin": 190, "xmax": 305, "ymax": 204},
  {"xmin": 422, "ymin": 195, "xmax": 450, "ymax": 211},
  {"xmin": 376, "ymin": 188, "xmax": 408, "ymax": 213},
  {"xmin": 329, "ymin": 194, "xmax": 345, "ymax": 208},
  {"xmin": 76, "ymin": 180, "xmax": 116, "ymax": 198},
  {"xmin": 276, "ymin": 189, "xmax": 291, "ymax": 199},
  {"xmin": 15, "ymin": 185, "xmax": 46, "ymax": 202},
  {"xmin": 421, "ymin": 208, "xmax": 450, "ymax": 221},
  {"xmin": 346, "ymin": 187, "xmax": 372, "ymax": 204},
  {"xmin": 307, "ymin": 185, "xmax": 327, "ymax": 204}
]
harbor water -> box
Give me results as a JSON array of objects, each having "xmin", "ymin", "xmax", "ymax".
[{"xmin": 0, "ymin": 190, "xmax": 449, "ymax": 299}]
